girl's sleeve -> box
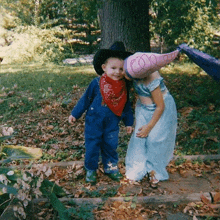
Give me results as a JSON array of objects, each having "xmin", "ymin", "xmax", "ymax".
[
  {"xmin": 147, "ymin": 78, "xmax": 161, "ymax": 92},
  {"xmin": 71, "ymin": 78, "xmax": 97, "ymax": 119}
]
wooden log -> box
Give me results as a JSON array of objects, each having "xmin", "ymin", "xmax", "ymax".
[
  {"xmin": 32, "ymin": 192, "xmax": 212, "ymax": 206},
  {"xmin": 9, "ymin": 154, "xmax": 220, "ymax": 169},
  {"xmin": 43, "ymin": 154, "xmax": 220, "ymax": 168}
]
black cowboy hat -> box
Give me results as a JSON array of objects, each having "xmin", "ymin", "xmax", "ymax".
[{"xmin": 93, "ymin": 41, "xmax": 133, "ymax": 75}]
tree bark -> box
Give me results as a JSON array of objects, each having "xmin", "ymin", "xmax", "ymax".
[
  {"xmin": 98, "ymin": 0, "xmax": 150, "ymax": 52},
  {"xmin": 34, "ymin": 0, "xmax": 40, "ymax": 26}
]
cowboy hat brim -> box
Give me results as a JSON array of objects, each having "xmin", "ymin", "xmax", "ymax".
[{"xmin": 93, "ymin": 49, "xmax": 133, "ymax": 75}]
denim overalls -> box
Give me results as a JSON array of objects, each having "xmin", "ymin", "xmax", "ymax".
[{"xmin": 71, "ymin": 77, "xmax": 134, "ymax": 173}]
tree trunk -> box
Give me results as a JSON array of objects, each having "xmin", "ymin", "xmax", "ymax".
[
  {"xmin": 98, "ymin": 0, "xmax": 150, "ymax": 52},
  {"xmin": 34, "ymin": 0, "xmax": 40, "ymax": 26}
]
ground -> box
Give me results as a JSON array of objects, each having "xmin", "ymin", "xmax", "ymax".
[{"xmin": 24, "ymin": 159, "xmax": 220, "ymax": 220}]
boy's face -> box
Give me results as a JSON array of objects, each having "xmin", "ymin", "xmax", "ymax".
[{"xmin": 101, "ymin": 57, "xmax": 125, "ymax": 80}]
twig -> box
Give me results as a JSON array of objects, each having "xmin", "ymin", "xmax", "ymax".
[
  {"xmin": 0, "ymin": 198, "xmax": 11, "ymax": 207},
  {"xmin": 0, "ymin": 197, "xmax": 14, "ymax": 218}
]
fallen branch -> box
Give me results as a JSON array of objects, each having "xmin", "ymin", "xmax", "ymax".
[{"xmin": 32, "ymin": 192, "xmax": 212, "ymax": 206}]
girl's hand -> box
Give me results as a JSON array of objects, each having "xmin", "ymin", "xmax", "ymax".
[
  {"xmin": 136, "ymin": 125, "xmax": 151, "ymax": 138},
  {"xmin": 126, "ymin": 126, "xmax": 133, "ymax": 134},
  {"xmin": 68, "ymin": 115, "xmax": 76, "ymax": 124}
]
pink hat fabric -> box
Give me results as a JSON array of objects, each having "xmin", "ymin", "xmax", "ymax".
[{"xmin": 124, "ymin": 50, "xmax": 179, "ymax": 79}]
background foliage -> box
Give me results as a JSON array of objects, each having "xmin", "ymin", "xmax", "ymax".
[
  {"xmin": 150, "ymin": 0, "xmax": 219, "ymax": 57},
  {"xmin": 1, "ymin": 26, "xmax": 67, "ymax": 63},
  {"xmin": 0, "ymin": 0, "xmax": 219, "ymax": 64},
  {"xmin": 0, "ymin": 0, "xmax": 100, "ymax": 64}
]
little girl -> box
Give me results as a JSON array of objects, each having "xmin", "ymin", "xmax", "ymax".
[{"xmin": 123, "ymin": 50, "xmax": 179, "ymax": 187}]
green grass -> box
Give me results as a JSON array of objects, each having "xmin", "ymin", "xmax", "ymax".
[
  {"xmin": 160, "ymin": 62, "xmax": 220, "ymax": 155},
  {"xmin": 0, "ymin": 62, "xmax": 96, "ymax": 121},
  {"xmin": 1, "ymin": 61, "xmax": 219, "ymax": 156}
]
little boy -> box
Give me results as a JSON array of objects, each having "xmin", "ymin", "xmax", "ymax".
[{"xmin": 68, "ymin": 42, "xmax": 134, "ymax": 184}]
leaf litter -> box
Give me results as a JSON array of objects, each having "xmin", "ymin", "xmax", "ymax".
[{"xmin": 1, "ymin": 88, "xmax": 220, "ymax": 219}]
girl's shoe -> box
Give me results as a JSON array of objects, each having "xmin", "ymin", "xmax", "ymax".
[
  {"xmin": 85, "ymin": 170, "xmax": 97, "ymax": 185},
  {"xmin": 105, "ymin": 171, "xmax": 123, "ymax": 182},
  {"xmin": 147, "ymin": 171, "xmax": 159, "ymax": 188},
  {"xmin": 122, "ymin": 177, "xmax": 140, "ymax": 185},
  {"xmin": 149, "ymin": 177, "xmax": 159, "ymax": 188}
]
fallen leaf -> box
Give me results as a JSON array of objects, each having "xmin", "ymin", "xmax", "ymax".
[
  {"xmin": 1, "ymin": 126, "xmax": 14, "ymax": 136},
  {"xmin": 130, "ymin": 203, "xmax": 136, "ymax": 209},
  {"xmin": 207, "ymin": 137, "xmax": 219, "ymax": 143},
  {"xmin": 179, "ymin": 169, "xmax": 187, "ymax": 177},
  {"xmin": 207, "ymin": 204, "xmax": 220, "ymax": 209},
  {"xmin": 213, "ymin": 192, "xmax": 220, "ymax": 203},
  {"xmin": 45, "ymin": 168, "xmax": 52, "ymax": 177},
  {"xmin": 7, "ymin": 91, "xmax": 15, "ymax": 96},
  {"xmin": 2, "ymin": 145, "xmax": 42, "ymax": 159},
  {"xmin": 179, "ymin": 107, "xmax": 194, "ymax": 117},
  {"xmin": 193, "ymin": 215, "xmax": 198, "ymax": 220},
  {"xmin": 201, "ymin": 194, "xmax": 211, "ymax": 204},
  {"xmin": 190, "ymin": 130, "xmax": 199, "ymax": 139},
  {"xmin": 208, "ymin": 104, "xmax": 215, "ymax": 111},
  {"xmin": 37, "ymin": 210, "xmax": 47, "ymax": 216},
  {"xmin": 46, "ymin": 125, "xmax": 54, "ymax": 130},
  {"xmin": 0, "ymin": 92, "xmax": 7, "ymax": 97}
]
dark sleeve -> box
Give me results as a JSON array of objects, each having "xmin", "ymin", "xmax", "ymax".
[
  {"xmin": 120, "ymin": 80, "xmax": 134, "ymax": 126},
  {"xmin": 121, "ymin": 99, "xmax": 134, "ymax": 126},
  {"xmin": 125, "ymin": 79, "xmax": 136, "ymax": 109},
  {"xmin": 71, "ymin": 78, "xmax": 98, "ymax": 119}
]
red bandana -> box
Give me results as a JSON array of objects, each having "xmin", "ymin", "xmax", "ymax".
[{"xmin": 100, "ymin": 73, "xmax": 127, "ymax": 116}]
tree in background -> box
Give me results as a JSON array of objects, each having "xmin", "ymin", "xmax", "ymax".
[
  {"xmin": 98, "ymin": 0, "xmax": 219, "ymax": 55},
  {"xmin": 98, "ymin": 0, "xmax": 150, "ymax": 52}
]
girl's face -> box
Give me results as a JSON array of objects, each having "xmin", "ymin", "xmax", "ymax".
[{"xmin": 102, "ymin": 57, "xmax": 125, "ymax": 80}]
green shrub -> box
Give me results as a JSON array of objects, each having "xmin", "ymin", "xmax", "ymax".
[{"xmin": 1, "ymin": 26, "xmax": 68, "ymax": 64}]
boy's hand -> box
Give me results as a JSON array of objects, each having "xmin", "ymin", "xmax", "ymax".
[
  {"xmin": 126, "ymin": 126, "xmax": 133, "ymax": 134},
  {"xmin": 68, "ymin": 115, "xmax": 76, "ymax": 124}
]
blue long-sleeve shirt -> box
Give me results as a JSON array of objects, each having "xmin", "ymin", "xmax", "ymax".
[{"xmin": 71, "ymin": 77, "xmax": 134, "ymax": 127}]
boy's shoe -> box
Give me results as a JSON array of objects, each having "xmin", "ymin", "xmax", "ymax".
[
  {"xmin": 85, "ymin": 170, "xmax": 97, "ymax": 185},
  {"xmin": 105, "ymin": 171, "xmax": 123, "ymax": 182}
]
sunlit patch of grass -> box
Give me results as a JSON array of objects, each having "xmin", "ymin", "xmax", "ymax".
[{"xmin": 162, "ymin": 62, "xmax": 201, "ymax": 75}]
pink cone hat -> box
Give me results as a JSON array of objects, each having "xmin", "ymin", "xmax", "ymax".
[{"xmin": 124, "ymin": 50, "xmax": 179, "ymax": 79}]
